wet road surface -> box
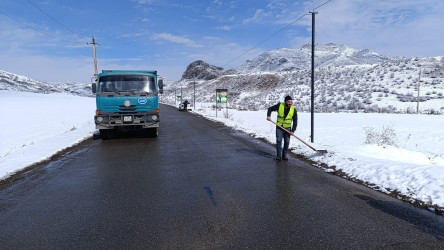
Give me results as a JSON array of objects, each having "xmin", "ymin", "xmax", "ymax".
[{"xmin": 1, "ymin": 104, "xmax": 444, "ymax": 249}]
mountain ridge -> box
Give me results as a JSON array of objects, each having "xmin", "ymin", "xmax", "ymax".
[
  {"xmin": 235, "ymin": 43, "xmax": 391, "ymax": 73},
  {"xmin": 0, "ymin": 70, "xmax": 93, "ymax": 97},
  {"xmin": 167, "ymin": 43, "xmax": 444, "ymax": 114}
]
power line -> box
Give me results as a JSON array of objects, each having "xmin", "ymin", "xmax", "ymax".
[
  {"xmin": 221, "ymin": 13, "xmax": 309, "ymax": 68},
  {"xmin": 313, "ymin": 0, "xmax": 333, "ymax": 11},
  {"xmin": 0, "ymin": 9, "xmax": 87, "ymax": 45},
  {"xmin": 221, "ymin": 0, "xmax": 334, "ymax": 68},
  {"xmin": 0, "ymin": 9, "xmax": 58, "ymax": 39},
  {"xmin": 28, "ymin": 0, "xmax": 74, "ymax": 34},
  {"xmin": 27, "ymin": 0, "xmax": 87, "ymax": 39}
]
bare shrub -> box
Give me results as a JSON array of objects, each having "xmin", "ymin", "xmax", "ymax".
[
  {"xmin": 363, "ymin": 125, "xmax": 398, "ymax": 146},
  {"xmin": 223, "ymin": 108, "xmax": 233, "ymax": 119}
]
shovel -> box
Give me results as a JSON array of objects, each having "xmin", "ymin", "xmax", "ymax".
[{"xmin": 269, "ymin": 120, "xmax": 328, "ymax": 154}]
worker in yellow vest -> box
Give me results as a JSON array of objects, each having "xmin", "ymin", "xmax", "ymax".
[{"xmin": 267, "ymin": 95, "xmax": 298, "ymax": 161}]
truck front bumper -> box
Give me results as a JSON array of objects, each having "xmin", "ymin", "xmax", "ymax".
[{"xmin": 95, "ymin": 113, "xmax": 159, "ymax": 129}]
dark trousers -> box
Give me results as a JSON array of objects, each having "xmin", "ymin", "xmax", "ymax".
[{"xmin": 276, "ymin": 127, "xmax": 290, "ymax": 157}]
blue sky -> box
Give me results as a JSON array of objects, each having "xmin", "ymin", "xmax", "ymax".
[{"xmin": 1, "ymin": 0, "xmax": 443, "ymax": 82}]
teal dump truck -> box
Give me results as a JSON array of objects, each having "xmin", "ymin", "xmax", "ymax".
[{"xmin": 91, "ymin": 70, "xmax": 163, "ymax": 139}]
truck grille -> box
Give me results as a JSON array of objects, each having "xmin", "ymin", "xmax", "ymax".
[{"xmin": 118, "ymin": 105, "xmax": 136, "ymax": 112}]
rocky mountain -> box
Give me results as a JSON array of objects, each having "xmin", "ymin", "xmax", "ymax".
[
  {"xmin": 164, "ymin": 43, "xmax": 444, "ymax": 114},
  {"xmin": 182, "ymin": 60, "xmax": 224, "ymax": 80}
]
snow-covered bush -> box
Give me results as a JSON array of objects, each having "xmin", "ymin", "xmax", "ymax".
[
  {"xmin": 363, "ymin": 125, "xmax": 398, "ymax": 146},
  {"xmin": 223, "ymin": 108, "xmax": 233, "ymax": 119}
]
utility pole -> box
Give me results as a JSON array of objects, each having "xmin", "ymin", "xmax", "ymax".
[
  {"xmin": 309, "ymin": 11, "xmax": 317, "ymax": 143},
  {"xmin": 416, "ymin": 69, "xmax": 421, "ymax": 114},
  {"xmin": 87, "ymin": 36, "xmax": 100, "ymax": 79}
]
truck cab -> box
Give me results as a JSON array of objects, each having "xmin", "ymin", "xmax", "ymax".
[{"xmin": 92, "ymin": 70, "xmax": 163, "ymax": 139}]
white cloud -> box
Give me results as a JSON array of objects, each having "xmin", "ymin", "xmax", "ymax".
[
  {"xmin": 311, "ymin": 0, "xmax": 444, "ymax": 57},
  {"xmin": 242, "ymin": 9, "xmax": 267, "ymax": 24},
  {"xmin": 135, "ymin": 0, "xmax": 153, "ymax": 4},
  {"xmin": 0, "ymin": 51, "xmax": 94, "ymax": 83},
  {"xmin": 0, "ymin": 21, "xmax": 94, "ymax": 82},
  {"xmin": 152, "ymin": 33, "xmax": 203, "ymax": 48},
  {"xmin": 234, "ymin": 0, "xmax": 442, "ymax": 57},
  {"xmin": 203, "ymin": 36, "xmax": 221, "ymax": 41},
  {"xmin": 217, "ymin": 25, "xmax": 232, "ymax": 31},
  {"xmin": 266, "ymin": 0, "xmax": 289, "ymax": 10},
  {"xmin": 184, "ymin": 41, "xmax": 263, "ymax": 70}
]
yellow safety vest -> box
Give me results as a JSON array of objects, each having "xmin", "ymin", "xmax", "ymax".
[{"xmin": 277, "ymin": 103, "xmax": 295, "ymax": 128}]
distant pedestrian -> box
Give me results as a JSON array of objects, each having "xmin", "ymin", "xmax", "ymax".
[
  {"xmin": 267, "ymin": 95, "xmax": 298, "ymax": 161},
  {"xmin": 183, "ymin": 99, "xmax": 190, "ymax": 111}
]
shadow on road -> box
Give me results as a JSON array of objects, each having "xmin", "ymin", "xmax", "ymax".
[
  {"xmin": 92, "ymin": 129, "xmax": 156, "ymax": 140},
  {"xmin": 235, "ymin": 148, "xmax": 275, "ymax": 159},
  {"xmin": 355, "ymin": 194, "xmax": 444, "ymax": 241}
]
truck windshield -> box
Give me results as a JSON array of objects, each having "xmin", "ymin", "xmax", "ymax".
[{"xmin": 98, "ymin": 75, "xmax": 156, "ymax": 93}]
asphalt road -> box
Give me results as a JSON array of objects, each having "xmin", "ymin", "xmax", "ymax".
[{"xmin": 1, "ymin": 104, "xmax": 444, "ymax": 249}]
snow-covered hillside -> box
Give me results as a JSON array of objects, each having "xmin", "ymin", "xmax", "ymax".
[
  {"xmin": 164, "ymin": 44, "xmax": 444, "ymax": 114},
  {"xmin": 237, "ymin": 43, "xmax": 390, "ymax": 72},
  {"xmin": 0, "ymin": 70, "xmax": 93, "ymax": 97}
]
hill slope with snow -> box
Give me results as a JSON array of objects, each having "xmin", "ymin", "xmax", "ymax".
[
  {"xmin": 163, "ymin": 44, "xmax": 444, "ymax": 114},
  {"xmin": 237, "ymin": 43, "xmax": 390, "ymax": 72},
  {"xmin": 0, "ymin": 70, "xmax": 93, "ymax": 97}
]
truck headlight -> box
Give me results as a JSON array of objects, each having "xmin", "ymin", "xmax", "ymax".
[
  {"xmin": 151, "ymin": 115, "xmax": 158, "ymax": 121},
  {"xmin": 97, "ymin": 117, "xmax": 103, "ymax": 123}
]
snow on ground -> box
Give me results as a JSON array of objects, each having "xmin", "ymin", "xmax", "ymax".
[
  {"xmin": 1, "ymin": 91, "xmax": 444, "ymax": 211},
  {"xmin": 0, "ymin": 90, "xmax": 95, "ymax": 179}
]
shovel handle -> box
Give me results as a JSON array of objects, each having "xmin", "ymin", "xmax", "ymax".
[{"xmin": 268, "ymin": 120, "xmax": 318, "ymax": 152}]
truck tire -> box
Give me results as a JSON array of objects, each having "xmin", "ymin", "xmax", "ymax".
[{"xmin": 146, "ymin": 128, "xmax": 158, "ymax": 138}]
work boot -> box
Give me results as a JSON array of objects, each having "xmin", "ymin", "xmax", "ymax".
[
  {"xmin": 282, "ymin": 155, "xmax": 288, "ymax": 161},
  {"xmin": 276, "ymin": 155, "xmax": 281, "ymax": 161}
]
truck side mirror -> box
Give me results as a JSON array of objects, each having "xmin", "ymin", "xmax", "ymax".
[
  {"xmin": 158, "ymin": 79, "xmax": 164, "ymax": 94},
  {"xmin": 92, "ymin": 83, "xmax": 97, "ymax": 93}
]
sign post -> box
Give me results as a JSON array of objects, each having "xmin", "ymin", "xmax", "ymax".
[
  {"xmin": 216, "ymin": 89, "xmax": 227, "ymax": 118},
  {"xmin": 176, "ymin": 95, "xmax": 182, "ymax": 108},
  {"xmin": 309, "ymin": 11, "xmax": 317, "ymax": 143}
]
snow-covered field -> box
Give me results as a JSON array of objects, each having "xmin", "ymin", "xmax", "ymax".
[
  {"xmin": 0, "ymin": 90, "xmax": 95, "ymax": 178},
  {"xmin": 1, "ymin": 90, "xmax": 444, "ymax": 211}
]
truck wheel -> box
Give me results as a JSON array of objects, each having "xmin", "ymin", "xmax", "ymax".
[
  {"xmin": 146, "ymin": 128, "xmax": 158, "ymax": 138},
  {"xmin": 100, "ymin": 129, "xmax": 112, "ymax": 140}
]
